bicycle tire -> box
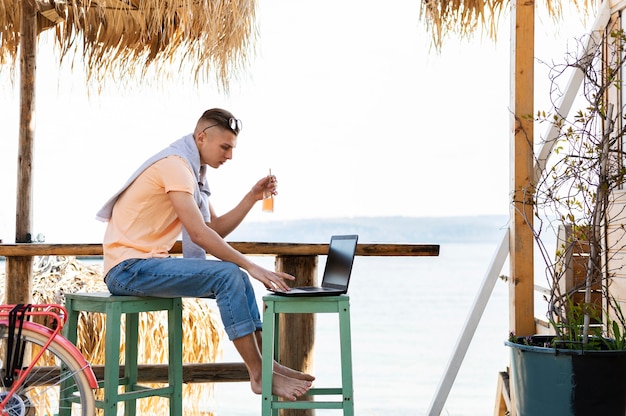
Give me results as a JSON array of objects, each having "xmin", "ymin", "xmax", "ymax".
[{"xmin": 0, "ymin": 324, "xmax": 96, "ymax": 416}]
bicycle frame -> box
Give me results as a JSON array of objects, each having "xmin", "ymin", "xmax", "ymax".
[{"xmin": 0, "ymin": 304, "xmax": 98, "ymax": 411}]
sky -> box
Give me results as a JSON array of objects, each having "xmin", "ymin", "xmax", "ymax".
[{"xmin": 0, "ymin": 0, "xmax": 589, "ymax": 243}]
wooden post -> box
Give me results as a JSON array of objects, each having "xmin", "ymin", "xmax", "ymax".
[
  {"xmin": 275, "ymin": 255, "xmax": 317, "ymax": 416},
  {"xmin": 509, "ymin": 0, "xmax": 535, "ymax": 338},
  {"xmin": 7, "ymin": 0, "xmax": 38, "ymax": 304}
]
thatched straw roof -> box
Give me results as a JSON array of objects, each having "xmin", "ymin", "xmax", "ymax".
[
  {"xmin": 420, "ymin": 0, "xmax": 596, "ymax": 48},
  {"xmin": 0, "ymin": 0, "xmax": 257, "ymax": 89},
  {"xmin": 0, "ymin": 0, "xmax": 599, "ymax": 89}
]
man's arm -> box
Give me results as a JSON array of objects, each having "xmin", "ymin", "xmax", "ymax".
[
  {"xmin": 168, "ymin": 189, "xmax": 292, "ymax": 290},
  {"xmin": 208, "ymin": 175, "xmax": 275, "ymax": 237}
]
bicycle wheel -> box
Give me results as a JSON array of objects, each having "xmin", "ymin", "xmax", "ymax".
[{"xmin": 0, "ymin": 325, "xmax": 95, "ymax": 416}]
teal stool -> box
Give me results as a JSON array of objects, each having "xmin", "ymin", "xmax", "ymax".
[
  {"xmin": 64, "ymin": 292, "xmax": 183, "ymax": 416},
  {"xmin": 261, "ymin": 294, "xmax": 354, "ymax": 416}
]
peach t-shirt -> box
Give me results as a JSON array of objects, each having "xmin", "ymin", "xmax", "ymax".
[{"xmin": 103, "ymin": 156, "xmax": 196, "ymax": 274}]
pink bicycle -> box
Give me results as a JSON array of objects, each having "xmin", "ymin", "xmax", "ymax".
[{"xmin": 0, "ymin": 304, "xmax": 97, "ymax": 415}]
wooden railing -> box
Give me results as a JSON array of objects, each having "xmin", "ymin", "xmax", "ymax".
[
  {"xmin": 0, "ymin": 241, "xmax": 440, "ymax": 384},
  {"xmin": 0, "ymin": 241, "xmax": 440, "ymax": 257}
]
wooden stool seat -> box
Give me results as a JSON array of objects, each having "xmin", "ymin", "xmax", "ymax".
[
  {"xmin": 261, "ymin": 294, "xmax": 354, "ymax": 416},
  {"xmin": 64, "ymin": 292, "xmax": 183, "ymax": 416}
]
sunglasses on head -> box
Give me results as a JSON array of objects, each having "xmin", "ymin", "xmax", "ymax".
[
  {"xmin": 202, "ymin": 117, "xmax": 243, "ymax": 134},
  {"xmin": 228, "ymin": 117, "xmax": 242, "ymax": 132}
]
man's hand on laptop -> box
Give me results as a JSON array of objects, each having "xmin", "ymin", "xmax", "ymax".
[{"xmin": 247, "ymin": 264, "xmax": 293, "ymax": 291}]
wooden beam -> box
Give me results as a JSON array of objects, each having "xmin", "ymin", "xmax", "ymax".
[
  {"xmin": 8, "ymin": 0, "xmax": 38, "ymax": 305},
  {"xmin": 21, "ymin": 362, "xmax": 250, "ymax": 386},
  {"xmin": 0, "ymin": 242, "xmax": 441, "ymax": 257},
  {"xmin": 509, "ymin": 0, "xmax": 535, "ymax": 337}
]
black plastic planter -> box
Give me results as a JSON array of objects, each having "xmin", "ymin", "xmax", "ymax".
[{"xmin": 505, "ymin": 336, "xmax": 626, "ymax": 416}]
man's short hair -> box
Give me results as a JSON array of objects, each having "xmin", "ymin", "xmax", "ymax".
[{"xmin": 199, "ymin": 108, "xmax": 241, "ymax": 135}]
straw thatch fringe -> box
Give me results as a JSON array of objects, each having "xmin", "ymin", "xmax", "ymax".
[
  {"xmin": 0, "ymin": 0, "xmax": 258, "ymax": 91},
  {"xmin": 0, "ymin": 0, "xmax": 19, "ymax": 67},
  {"xmin": 0, "ymin": 256, "xmax": 225, "ymax": 415},
  {"xmin": 1, "ymin": 0, "xmax": 601, "ymax": 88},
  {"xmin": 419, "ymin": 0, "xmax": 596, "ymax": 49}
]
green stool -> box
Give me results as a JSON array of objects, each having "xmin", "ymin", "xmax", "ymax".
[
  {"xmin": 261, "ymin": 294, "xmax": 354, "ymax": 416},
  {"xmin": 64, "ymin": 292, "xmax": 183, "ymax": 416}
]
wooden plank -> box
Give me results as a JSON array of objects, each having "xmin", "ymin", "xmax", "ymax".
[
  {"xmin": 556, "ymin": 225, "xmax": 603, "ymax": 325},
  {"xmin": 23, "ymin": 362, "xmax": 249, "ymax": 386},
  {"xmin": 0, "ymin": 244, "xmax": 104, "ymax": 256},
  {"xmin": 494, "ymin": 370, "xmax": 511, "ymax": 416},
  {"xmin": 534, "ymin": 318, "xmax": 555, "ymax": 335},
  {"xmin": 107, "ymin": 362, "xmax": 249, "ymax": 383},
  {"xmin": 0, "ymin": 242, "xmax": 440, "ymax": 257},
  {"xmin": 509, "ymin": 0, "xmax": 535, "ymax": 338}
]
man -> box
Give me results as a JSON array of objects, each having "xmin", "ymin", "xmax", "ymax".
[{"xmin": 96, "ymin": 108, "xmax": 313, "ymax": 401}]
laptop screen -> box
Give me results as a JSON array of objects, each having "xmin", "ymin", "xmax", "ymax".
[{"xmin": 322, "ymin": 235, "xmax": 358, "ymax": 289}]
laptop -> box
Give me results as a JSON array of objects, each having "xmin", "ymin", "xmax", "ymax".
[{"xmin": 269, "ymin": 234, "xmax": 359, "ymax": 297}]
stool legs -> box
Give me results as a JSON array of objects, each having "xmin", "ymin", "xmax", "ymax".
[
  {"xmin": 63, "ymin": 294, "xmax": 183, "ymax": 416},
  {"xmin": 338, "ymin": 298, "xmax": 354, "ymax": 416},
  {"xmin": 60, "ymin": 297, "xmax": 81, "ymax": 416},
  {"xmin": 261, "ymin": 295, "xmax": 354, "ymax": 416},
  {"xmin": 168, "ymin": 298, "xmax": 184, "ymax": 416},
  {"xmin": 261, "ymin": 299, "xmax": 277, "ymax": 416},
  {"xmin": 104, "ymin": 302, "xmax": 122, "ymax": 416},
  {"xmin": 123, "ymin": 308, "xmax": 138, "ymax": 416}
]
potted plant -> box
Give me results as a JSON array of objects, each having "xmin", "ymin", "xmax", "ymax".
[{"xmin": 505, "ymin": 28, "xmax": 626, "ymax": 415}]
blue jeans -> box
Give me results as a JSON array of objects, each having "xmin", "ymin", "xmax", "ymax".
[{"xmin": 105, "ymin": 257, "xmax": 262, "ymax": 341}]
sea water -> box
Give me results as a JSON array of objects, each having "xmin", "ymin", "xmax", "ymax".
[{"xmin": 209, "ymin": 241, "xmax": 510, "ymax": 416}]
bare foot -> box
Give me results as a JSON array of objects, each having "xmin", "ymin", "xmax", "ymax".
[
  {"xmin": 250, "ymin": 372, "xmax": 313, "ymax": 401},
  {"xmin": 271, "ymin": 372, "xmax": 313, "ymax": 401},
  {"xmin": 274, "ymin": 361, "xmax": 315, "ymax": 382}
]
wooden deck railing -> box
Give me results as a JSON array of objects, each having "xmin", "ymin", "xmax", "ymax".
[
  {"xmin": 0, "ymin": 241, "xmax": 440, "ymax": 257},
  {"xmin": 0, "ymin": 241, "xmax": 440, "ymax": 384}
]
